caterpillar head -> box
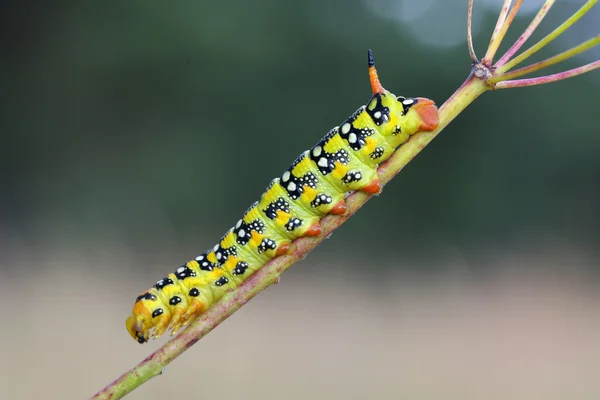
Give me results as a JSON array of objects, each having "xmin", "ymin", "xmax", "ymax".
[{"xmin": 126, "ymin": 292, "xmax": 159, "ymax": 343}]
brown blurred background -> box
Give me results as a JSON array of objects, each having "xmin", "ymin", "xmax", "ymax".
[{"xmin": 1, "ymin": 0, "xmax": 599, "ymax": 399}]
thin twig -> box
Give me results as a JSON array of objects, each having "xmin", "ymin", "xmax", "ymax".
[
  {"xmin": 495, "ymin": 0, "xmax": 556, "ymax": 67},
  {"xmin": 482, "ymin": 0, "xmax": 523, "ymax": 66},
  {"xmin": 497, "ymin": 0, "xmax": 598, "ymax": 74},
  {"xmin": 491, "ymin": 35, "xmax": 600, "ymax": 83},
  {"xmin": 467, "ymin": 0, "xmax": 478, "ymax": 62},
  {"xmin": 482, "ymin": 0, "xmax": 513, "ymax": 66},
  {"xmin": 495, "ymin": 59, "xmax": 600, "ymax": 89}
]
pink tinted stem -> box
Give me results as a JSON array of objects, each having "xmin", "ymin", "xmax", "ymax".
[
  {"xmin": 495, "ymin": 60, "xmax": 600, "ymax": 89},
  {"xmin": 497, "ymin": 0, "xmax": 598, "ymax": 74},
  {"xmin": 495, "ymin": 0, "xmax": 556, "ymax": 68},
  {"xmin": 482, "ymin": 0, "xmax": 523, "ymax": 66},
  {"xmin": 482, "ymin": 0, "xmax": 513, "ymax": 66}
]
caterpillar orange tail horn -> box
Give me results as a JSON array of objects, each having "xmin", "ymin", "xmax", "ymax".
[{"xmin": 368, "ymin": 49, "xmax": 385, "ymax": 95}]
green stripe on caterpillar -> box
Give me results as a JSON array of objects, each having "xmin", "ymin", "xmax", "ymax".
[{"xmin": 126, "ymin": 50, "xmax": 439, "ymax": 343}]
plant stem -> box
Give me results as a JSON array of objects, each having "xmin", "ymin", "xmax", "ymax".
[
  {"xmin": 90, "ymin": 72, "xmax": 490, "ymax": 400},
  {"xmin": 467, "ymin": 0, "xmax": 478, "ymax": 62},
  {"xmin": 496, "ymin": 0, "xmax": 598, "ymax": 74},
  {"xmin": 90, "ymin": 2, "xmax": 600, "ymax": 397},
  {"xmin": 495, "ymin": 0, "xmax": 556, "ymax": 67},
  {"xmin": 482, "ymin": 0, "xmax": 523, "ymax": 66},
  {"xmin": 491, "ymin": 35, "xmax": 600, "ymax": 84},
  {"xmin": 495, "ymin": 59, "xmax": 600, "ymax": 89}
]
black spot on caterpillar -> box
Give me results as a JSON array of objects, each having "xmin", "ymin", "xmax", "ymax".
[{"xmin": 126, "ymin": 50, "xmax": 439, "ymax": 343}]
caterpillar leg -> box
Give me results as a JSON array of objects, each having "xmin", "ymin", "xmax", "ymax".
[
  {"xmin": 168, "ymin": 305, "xmax": 188, "ymax": 335},
  {"xmin": 152, "ymin": 311, "xmax": 172, "ymax": 339},
  {"xmin": 276, "ymin": 241, "xmax": 294, "ymax": 256},
  {"xmin": 171, "ymin": 311, "xmax": 197, "ymax": 334},
  {"xmin": 330, "ymin": 200, "xmax": 347, "ymax": 215},
  {"xmin": 181, "ymin": 301, "xmax": 205, "ymax": 326},
  {"xmin": 179, "ymin": 291, "xmax": 212, "ymax": 329},
  {"xmin": 305, "ymin": 222, "xmax": 322, "ymax": 237},
  {"xmin": 361, "ymin": 178, "xmax": 382, "ymax": 195},
  {"xmin": 179, "ymin": 311, "xmax": 202, "ymax": 329}
]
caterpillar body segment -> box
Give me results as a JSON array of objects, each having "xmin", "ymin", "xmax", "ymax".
[{"xmin": 126, "ymin": 50, "xmax": 439, "ymax": 343}]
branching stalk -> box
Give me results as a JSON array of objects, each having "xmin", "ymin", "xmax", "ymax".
[
  {"xmin": 496, "ymin": 0, "xmax": 556, "ymax": 67},
  {"xmin": 90, "ymin": 70, "xmax": 489, "ymax": 400},
  {"xmin": 491, "ymin": 35, "xmax": 600, "ymax": 84},
  {"xmin": 496, "ymin": 0, "xmax": 598, "ymax": 74},
  {"xmin": 495, "ymin": 59, "xmax": 600, "ymax": 89},
  {"xmin": 483, "ymin": 0, "xmax": 523, "ymax": 66},
  {"xmin": 91, "ymin": 0, "xmax": 600, "ymax": 398},
  {"xmin": 467, "ymin": 0, "xmax": 478, "ymax": 62}
]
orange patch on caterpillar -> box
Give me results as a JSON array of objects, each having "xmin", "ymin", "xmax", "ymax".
[
  {"xmin": 302, "ymin": 186, "xmax": 317, "ymax": 202},
  {"xmin": 208, "ymin": 268, "xmax": 226, "ymax": 281},
  {"xmin": 362, "ymin": 178, "xmax": 382, "ymax": 195},
  {"xmin": 181, "ymin": 300, "xmax": 208, "ymax": 326},
  {"xmin": 250, "ymin": 230, "xmax": 263, "ymax": 247},
  {"xmin": 206, "ymin": 252, "xmax": 218, "ymax": 264},
  {"xmin": 364, "ymin": 137, "xmax": 376, "ymax": 153},
  {"xmin": 305, "ymin": 222, "xmax": 322, "ymax": 237},
  {"xmin": 152, "ymin": 312, "xmax": 172, "ymax": 339},
  {"xmin": 169, "ymin": 307, "xmax": 187, "ymax": 335},
  {"xmin": 413, "ymin": 98, "xmax": 439, "ymax": 132},
  {"xmin": 331, "ymin": 161, "xmax": 349, "ymax": 180},
  {"xmin": 276, "ymin": 241, "xmax": 293, "ymax": 256},
  {"xmin": 330, "ymin": 200, "xmax": 347, "ymax": 215},
  {"xmin": 275, "ymin": 209, "xmax": 291, "ymax": 226},
  {"xmin": 223, "ymin": 256, "xmax": 239, "ymax": 271}
]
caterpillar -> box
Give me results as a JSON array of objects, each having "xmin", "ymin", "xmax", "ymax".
[{"xmin": 126, "ymin": 50, "xmax": 439, "ymax": 343}]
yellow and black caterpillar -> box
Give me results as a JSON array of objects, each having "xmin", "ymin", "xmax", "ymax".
[{"xmin": 126, "ymin": 50, "xmax": 439, "ymax": 343}]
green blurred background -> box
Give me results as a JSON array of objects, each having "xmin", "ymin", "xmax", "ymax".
[{"xmin": 1, "ymin": 1, "xmax": 599, "ymax": 399}]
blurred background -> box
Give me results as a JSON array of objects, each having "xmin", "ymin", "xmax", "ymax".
[{"xmin": 1, "ymin": 0, "xmax": 599, "ymax": 399}]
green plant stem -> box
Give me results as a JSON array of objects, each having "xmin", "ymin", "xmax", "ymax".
[
  {"xmin": 482, "ymin": 0, "xmax": 523, "ymax": 66},
  {"xmin": 89, "ymin": 73, "xmax": 489, "ymax": 400},
  {"xmin": 495, "ymin": 0, "xmax": 556, "ymax": 67},
  {"xmin": 467, "ymin": 0, "xmax": 478, "ymax": 62},
  {"xmin": 496, "ymin": 0, "xmax": 598, "ymax": 74},
  {"xmin": 491, "ymin": 35, "xmax": 600, "ymax": 84}
]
